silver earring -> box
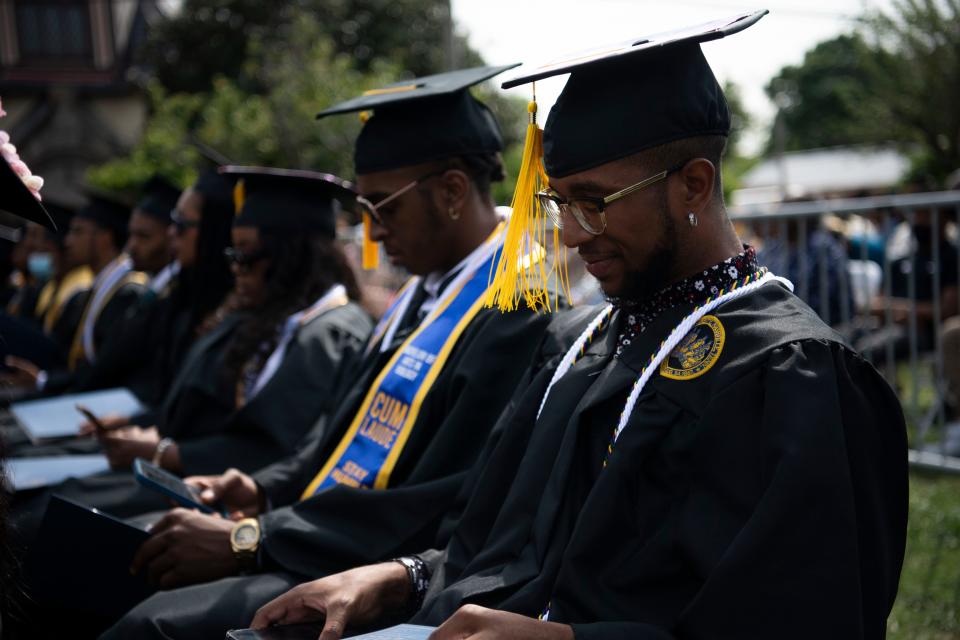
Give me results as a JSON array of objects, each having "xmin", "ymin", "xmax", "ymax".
[
  {"xmin": 449, "ymin": 207, "xmax": 461, "ymax": 221},
  {"xmin": 687, "ymin": 212, "xmax": 698, "ymax": 227}
]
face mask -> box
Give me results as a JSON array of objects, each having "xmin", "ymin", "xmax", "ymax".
[{"xmin": 27, "ymin": 252, "xmax": 54, "ymax": 282}]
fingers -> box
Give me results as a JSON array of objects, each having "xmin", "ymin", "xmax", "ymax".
[
  {"xmin": 250, "ymin": 594, "xmax": 292, "ymax": 629},
  {"xmin": 318, "ymin": 605, "xmax": 348, "ymax": 640},
  {"xmin": 130, "ymin": 510, "xmax": 181, "ymax": 574},
  {"xmin": 5, "ymin": 355, "xmax": 36, "ymax": 374}
]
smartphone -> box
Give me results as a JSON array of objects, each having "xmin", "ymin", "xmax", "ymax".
[
  {"xmin": 75, "ymin": 404, "xmax": 107, "ymax": 436},
  {"xmin": 133, "ymin": 458, "xmax": 224, "ymax": 515}
]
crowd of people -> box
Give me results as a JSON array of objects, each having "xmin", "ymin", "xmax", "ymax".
[{"xmin": 0, "ymin": 11, "xmax": 908, "ymax": 640}]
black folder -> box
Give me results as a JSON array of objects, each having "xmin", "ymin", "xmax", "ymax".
[{"xmin": 27, "ymin": 494, "xmax": 154, "ymax": 620}]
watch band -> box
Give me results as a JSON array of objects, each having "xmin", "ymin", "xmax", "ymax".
[{"xmin": 153, "ymin": 437, "xmax": 174, "ymax": 467}]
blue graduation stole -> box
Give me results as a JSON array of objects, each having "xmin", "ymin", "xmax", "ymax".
[{"xmin": 301, "ymin": 236, "xmax": 503, "ymax": 497}]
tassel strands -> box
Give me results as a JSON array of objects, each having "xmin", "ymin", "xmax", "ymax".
[
  {"xmin": 485, "ymin": 85, "xmax": 570, "ymax": 313},
  {"xmin": 362, "ymin": 211, "xmax": 380, "ymax": 270}
]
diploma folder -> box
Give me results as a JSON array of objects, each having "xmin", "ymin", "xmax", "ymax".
[
  {"xmin": 5, "ymin": 453, "xmax": 111, "ymax": 491},
  {"xmin": 27, "ymin": 495, "xmax": 153, "ymax": 620},
  {"xmin": 226, "ymin": 623, "xmax": 435, "ymax": 639},
  {"xmin": 10, "ymin": 387, "xmax": 145, "ymax": 442}
]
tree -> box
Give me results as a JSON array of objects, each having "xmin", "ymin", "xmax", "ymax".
[
  {"xmin": 764, "ymin": 33, "xmax": 905, "ymax": 152},
  {"xmin": 141, "ymin": 0, "xmax": 482, "ymax": 94},
  {"xmin": 765, "ymin": 0, "xmax": 960, "ymax": 183}
]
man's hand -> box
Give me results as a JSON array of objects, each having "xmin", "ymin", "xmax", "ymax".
[
  {"xmin": 250, "ymin": 562, "xmax": 411, "ymax": 639},
  {"xmin": 130, "ymin": 508, "xmax": 238, "ymax": 589},
  {"xmin": 99, "ymin": 425, "xmax": 160, "ymax": 470},
  {"xmin": 429, "ymin": 606, "xmax": 575, "ymax": 640},
  {"xmin": 1, "ymin": 355, "xmax": 40, "ymax": 388},
  {"xmin": 185, "ymin": 468, "xmax": 263, "ymax": 519},
  {"xmin": 78, "ymin": 413, "xmax": 132, "ymax": 436}
]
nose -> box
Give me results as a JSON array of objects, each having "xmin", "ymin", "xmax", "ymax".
[
  {"xmin": 559, "ymin": 209, "xmax": 593, "ymax": 249},
  {"xmin": 368, "ymin": 217, "xmax": 389, "ymax": 243}
]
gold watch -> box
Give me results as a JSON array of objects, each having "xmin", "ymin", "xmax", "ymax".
[{"xmin": 230, "ymin": 517, "xmax": 261, "ymax": 572}]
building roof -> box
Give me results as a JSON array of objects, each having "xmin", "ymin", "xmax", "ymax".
[{"xmin": 731, "ymin": 145, "xmax": 911, "ymax": 207}]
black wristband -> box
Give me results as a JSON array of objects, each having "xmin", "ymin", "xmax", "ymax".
[{"xmin": 394, "ymin": 556, "xmax": 431, "ymax": 614}]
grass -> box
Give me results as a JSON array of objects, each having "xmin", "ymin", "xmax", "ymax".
[{"xmin": 889, "ymin": 471, "xmax": 960, "ymax": 639}]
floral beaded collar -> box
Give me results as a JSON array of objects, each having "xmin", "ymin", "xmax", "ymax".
[{"xmin": 611, "ymin": 246, "xmax": 761, "ymax": 356}]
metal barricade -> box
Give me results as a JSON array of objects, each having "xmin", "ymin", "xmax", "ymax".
[{"xmin": 730, "ymin": 190, "xmax": 960, "ymax": 472}]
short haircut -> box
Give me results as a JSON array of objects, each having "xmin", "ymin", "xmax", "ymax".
[
  {"xmin": 635, "ymin": 135, "xmax": 728, "ymax": 202},
  {"xmin": 446, "ymin": 153, "xmax": 506, "ymax": 199}
]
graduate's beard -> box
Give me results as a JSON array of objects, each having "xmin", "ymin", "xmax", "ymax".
[{"xmin": 618, "ymin": 197, "xmax": 680, "ymax": 303}]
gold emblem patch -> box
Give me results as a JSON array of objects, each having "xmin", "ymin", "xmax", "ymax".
[{"xmin": 660, "ymin": 315, "xmax": 725, "ymax": 380}]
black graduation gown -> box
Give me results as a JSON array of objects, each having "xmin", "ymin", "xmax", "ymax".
[
  {"xmin": 40, "ymin": 280, "xmax": 146, "ymax": 395},
  {"xmin": 413, "ymin": 282, "xmax": 908, "ymax": 640},
  {"xmin": 100, "ymin": 298, "xmax": 561, "ymax": 640}
]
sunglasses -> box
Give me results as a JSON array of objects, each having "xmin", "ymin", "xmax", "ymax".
[
  {"xmin": 223, "ymin": 247, "xmax": 270, "ymax": 271},
  {"xmin": 170, "ymin": 209, "xmax": 200, "ymax": 235}
]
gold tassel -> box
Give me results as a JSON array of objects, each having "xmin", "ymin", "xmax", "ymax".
[
  {"xmin": 233, "ymin": 179, "xmax": 246, "ymax": 215},
  {"xmin": 362, "ymin": 211, "xmax": 379, "ymax": 270},
  {"xmin": 485, "ymin": 87, "xmax": 569, "ymax": 313}
]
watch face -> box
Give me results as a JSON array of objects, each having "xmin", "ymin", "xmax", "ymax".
[{"xmin": 234, "ymin": 524, "xmax": 258, "ymax": 547}]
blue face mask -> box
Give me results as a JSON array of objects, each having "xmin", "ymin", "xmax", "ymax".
[{"xmin": 27, "ymin": 252, "xmax": 55, "ymax": 282}]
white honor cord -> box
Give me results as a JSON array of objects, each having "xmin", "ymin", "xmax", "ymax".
[
  {"xmin": 536, "ymin": 304, "xmax": 614, "ymax": 421},
  {"xmin": 534, "ymin": 273, "xmax": 793, "ymax": 430},
  {"xmin": 612, "ymin": 273, "xmax": 792, "ymax": 443}
]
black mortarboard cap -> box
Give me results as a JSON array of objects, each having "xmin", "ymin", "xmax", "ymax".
[
  {"xmin": 136, "ymin": 175, "xmax": 182, "ymax": 223},
  {"xmin": 317, "ymin": 64, "xmax": 519, "ymax": 175},
  {"xmin": 502, "ymin": 11, "xmax": 767, "ymax": 178},
  {"xmin": 0, "ymin": 153, "xmax": 55, "ymax": 230},
  {"xmin": 219, "ymin": 166, "xmax": 356, "ymax": 238},
  {"xmin": 75, "ymin": 191, "xmax": 132, "ymax": 244}
]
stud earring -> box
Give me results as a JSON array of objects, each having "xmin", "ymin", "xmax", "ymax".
[
  {"xmin": 687, "ymin": 212, "xmax": 698, "ymax": 227},
  {"xmin": 449, "ymin": 207, "xmax": 461, "ymax": 221}
]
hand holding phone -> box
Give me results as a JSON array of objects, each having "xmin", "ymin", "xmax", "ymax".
[
  {"xmin": 75, "ymin": 404, "xmax": 107, "ymax": 437},
  {"xmin": 133, "ymin": 458, "xmax": 226, "ymax": 516}
]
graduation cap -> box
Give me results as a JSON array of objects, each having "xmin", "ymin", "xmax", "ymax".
[
  {"xmin": 135, "ymin": 175, "xmax": 182, "ymax": 223},
  {"xmin": 219, "ymin": 166, "xmax": 357, "ymax": 238},
  {"xmin": 317, "ymin": 64, "xmax": 519, "ymax": 175},
  {"xmin": 485, "ymin": 10, "xmax": 768, "ymax": 312},
  {"xmin": 75, "ymin": 191, "xmax": 133, "ymax": 247},
  {"xmin": 317, "ymin": 64, "xmax": 518, "ymax": 268},
  {"xmin": 0, "ymin": 151, "xmax": 55, "ymax": 230}
]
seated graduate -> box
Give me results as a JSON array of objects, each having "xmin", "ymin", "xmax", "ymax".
[
  {"xmin": 247, "ymin": 13, "xmax": 909, "ymax": 640},
  {"xmin": 34, "ymin": 167, "xmax": 372, "ymax": 496},
  {"xmin": 6, "ymin": 176, "xmax": 182, "ymax": 396},
  {"xmin": 99, "ymin": 64, "xmax": 565, "ymax": 639},
  {"xmin": 0, "ymin": 203, "xmax": 92, "ymax": 372},
  {"xmin": 1, "ymin": 191, "xmax": 148, "ymax": 391},
  {"xmin": 71, "ymin": 171, "xmax": 235, "ymax": 405}
]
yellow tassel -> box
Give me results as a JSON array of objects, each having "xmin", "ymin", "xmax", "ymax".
[
  {"xmin": 485, "ymin": 90, "xmax": 570, "ymax": 313},
  {"xmin": 233, "ymin": 179, "xmax": 245, "ymax": 216},
  {"xmin": 362, "ymin": 211, "xmax": 379, "ymax": 270}
]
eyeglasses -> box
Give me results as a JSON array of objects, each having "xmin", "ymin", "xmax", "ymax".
[
  {"xmin": 356, "ymin": 168, "xmax": 449, "ymax": 226},
  {"xmin": 223, "ymin": 247, "xmax": 269, "ymax": 272},
  {"xmin": 537, "ymin": 160, "xmax": 691, "ymax": 235},
  {"xmin": 171, "ymin": 209, "xmax": 200, "ymax": 235}
]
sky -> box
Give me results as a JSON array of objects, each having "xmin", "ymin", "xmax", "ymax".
[{"xmin": 450, "ymin": 0, "xmax": 895, "ymax": 153}]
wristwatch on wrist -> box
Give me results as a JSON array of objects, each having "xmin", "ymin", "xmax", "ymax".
[
  {"xmin": 230, "ymin": 517, "xmax": 261, "ymax": 573},
  {"xmin": 153, "ymin": 437, "xmax": 175, "ymax": 467}
]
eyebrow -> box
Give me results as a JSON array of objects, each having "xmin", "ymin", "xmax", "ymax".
[{"xmin": 549, "ymin": 180, "xmax": 614, "ymax": 198}]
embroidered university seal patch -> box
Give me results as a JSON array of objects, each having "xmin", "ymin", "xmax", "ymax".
[{"xmin": 660, "ymin": 314, "xmax": 725, "ymax": 380}]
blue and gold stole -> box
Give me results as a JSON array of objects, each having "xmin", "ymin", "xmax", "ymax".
[{"xmin": 301, "ymin": 222, "xmax": 506, "ymax": 497}]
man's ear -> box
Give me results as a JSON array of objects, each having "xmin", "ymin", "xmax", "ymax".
[
  {"xmin": 675, "ymin": 158, "xmax": 716, "ymax": 216},
  {"xmin": 440, "ymin": 169, "xmax": 471, "ymax": 214}
]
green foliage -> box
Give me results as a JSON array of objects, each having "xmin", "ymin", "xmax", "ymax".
[
  {"xmin": 888, "ymin": 471, "xmax": 960, "ymax": 638},
  {"xmin": 765, "ymin": 33, "xmax": 905, "ymax": 152},
  {"xmin": 765, "ymin": 0, "xmax": 960, "ymax": 183},
  {"xmin": 141, "ymin": 0, "xmax": 481, "ymax": 94},
  {"xmin": 92, "ymin": 7, "xmax": 529, "ymax": 200}
]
